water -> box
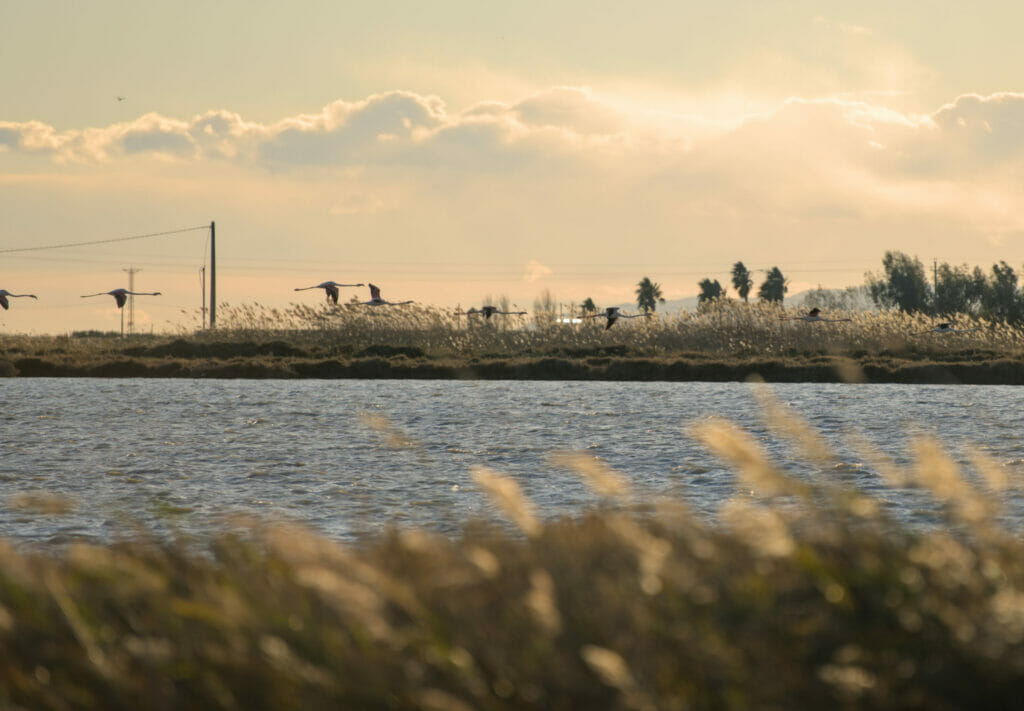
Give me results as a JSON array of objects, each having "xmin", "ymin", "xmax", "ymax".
[{"xmin": 2, "ymin": 379, "xmax": 1024, "ymax": 545}]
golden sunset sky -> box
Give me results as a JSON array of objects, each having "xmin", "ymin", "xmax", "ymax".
[{"xmin": 3, "ymin": 1, "xmax": 1024, "ymax": 333}]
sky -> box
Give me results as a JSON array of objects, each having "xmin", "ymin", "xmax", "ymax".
[{"xmin": 4, "ymin": 1, "xmax": 1024, "ymax": 333}]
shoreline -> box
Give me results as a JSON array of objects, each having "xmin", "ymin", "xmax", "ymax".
[{"xmin": 3, "ymin": 352, "xmax": 1023, "ymax": 384}]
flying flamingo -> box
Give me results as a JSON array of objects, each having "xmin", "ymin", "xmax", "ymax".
[
  {"xmin": 780, "ymin": 307, "xmax": 851, "ymax": 323},
  {"xmin": 584, "ymin": 306, "xmax": 642, "ymax": 330},
  {"xmin": 294, "ymin": 280, "xmax": 364, "ymax": 305},
  {"xmin": 916, "ymin": 322, "xmax": 981, "ymax": 335},
  {"xmin": 467, "ymin": 306, "xmax": 527, "ymax": 319},
  {"xmin": 81, "ymin": 288, "xmax": 161, "ymax": 309},
  {"xmin": 0, "ymin": 290, "xmax": 38, "ymax": 311},
  {"xmin": 359, "ymin": 284, "xmax": 413, "ymax": 306}
]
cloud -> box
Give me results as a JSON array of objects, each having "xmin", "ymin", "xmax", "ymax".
[
  {"xmin": 524, "ymin": 259, "xmax": 553, "ymax": 282},
  {"xmin": 511, "ymin": 86, "xmax": 626, "ymax": 135},
  {"xmin": 261, "ymin": 91, "xmax": 446, "ymax": 166},
  {"xmin": 1, "ymin": 87, "xmax": 638, "ymax": 169},
  {"xmin": 0, "ymin": 127, "xmax": 18, "ymax": 149},
  {"xmin": 118, "ymin": 114, "xmax": 194, "ymax": 156},
  {"xmin": 920, "ymin": 92, "xmax": 1024, "ymax": 170},
  {"xmin": 188, "ymin": 110, "xmax": 264, "ymax": 160},
  {"xmin": 0, "ymin": 120, "xmax": 70, "ymax": 155},
  {"xmin": 6, "ymin": 88, "xmax": 1024, "ymax": 241}
]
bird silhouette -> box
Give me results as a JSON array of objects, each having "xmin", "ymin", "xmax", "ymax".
[
  {"xmin": 81, "ymin": 288, "xmax": 161, "ymax": 309},
  {"xmin": 583, "ymin": 306, "xmax": 642, "ymax": 330},
  {"xmin": 359, "ymin": 284, "xmax": 413, "ymax": 306},
  {"xmin": 780, "ymin": 307, "xmax": 851, "ymax": 323},
  {"xmin": 466, "ymin": 305, "xmax": 527, "ymax": 319},
  {"xmin": 294, "ymin": 280, "xmax": 364, "ymax": 304},
  {"xmin": 0, "ymin": 290, "xmax": 38, "ymax": 310},
  {"xmin": 916, "ymin": 322, "xmax": 981, "ymax": 335}
]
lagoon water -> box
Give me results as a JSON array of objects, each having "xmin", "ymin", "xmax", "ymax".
[{"xmin": 2, "ymin": 378, "xmax": 1024, "ymax": 545}]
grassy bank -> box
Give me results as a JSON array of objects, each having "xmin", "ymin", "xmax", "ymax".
[
  {"xmin": 3, "ymin": 301, "xmax": 1024, "ymax": 382},
  {"xmin": 4, "ymin": 396, "xmax": 1024, "ymax": 709}
]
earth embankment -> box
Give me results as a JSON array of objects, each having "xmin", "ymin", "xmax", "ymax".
[{"xmin": 2, "ymin": 339, "xmax": 1022, "ymax": 383}]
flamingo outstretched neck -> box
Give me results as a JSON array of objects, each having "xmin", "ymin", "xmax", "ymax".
[
  {"xmin": 467, "ymin": 305, "xmax": 527, "ymax": 319},
  {"xmin": 583, "ymin": 306, "xmax": 642, "ymax": 330},
  {"xmin": 360, "ymin": 283, "xmax": 413, "ymax": 306},
  {"xmin": 81, "ymin": 289, "xmax": 161, "ymax": 309},
  {"xmin": 780, "ymin": 307, "xmax": 851, "ymax": 323},
  {"xmin": 916, "ymin": 322, "xmax": 981, "ymax": 335},
  {"xmin": 294, "ymin": 280, "xmax": 364, "ymax": 304},
  {"xmin": 0, "ymin": 290, "xmax": 38, "ymax": 311}
]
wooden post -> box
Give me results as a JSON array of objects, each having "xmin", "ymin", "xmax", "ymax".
[
  {"xmin": 209, "ymin": 221, "xmax": 216, "ymax": 328},
  {"xmin": 200, "ymin": 266, "xmax": 207, "ymax": 329}
]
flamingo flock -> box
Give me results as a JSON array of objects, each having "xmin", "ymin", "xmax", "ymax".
[{"xmin": 1, "ymin": 276, "xmax": 993, "ymax": 342}]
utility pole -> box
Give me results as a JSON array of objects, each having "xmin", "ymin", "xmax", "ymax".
[
  {"xmin": 933, "ymin": 258, "xmax": 938, "ymax": 314},
  {"xmin": 122, "ymin": 266, "xmax": 140, "ymax": 336},
  {"xmin": 199, "ymin": 266, "xmax": 207, "ymax": 329},
  {"xmin": 209, "ymin": 221, "xmax": 216, "ymax": 329}
]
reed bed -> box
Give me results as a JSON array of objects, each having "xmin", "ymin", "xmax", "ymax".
[
  {"xmin": 3, "ymin": 392, "xmax": 1024, "ymax": 709},
  {"xmin": 3, "ymin": 301, "xmax": 1023, "ymax": 382},
  {"xmin": 204, "ymin": 300, "xmax": 1024, "ymax": 356}
]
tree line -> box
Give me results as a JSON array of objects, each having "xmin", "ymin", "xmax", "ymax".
[
  {"xmin": 690, "ymin": 251, "xmax": 1024, "ymax": 324},
  {"xmin": 867, "ymin": 251, "xmax": 1024, "ymax": 323},
  {"xmin": 696, "ymin": 263, "xmax": 788, "ymax": 308},
  {"xmin": 567, "ymin": 251, "xmax": 1024, "ymax": 323}
]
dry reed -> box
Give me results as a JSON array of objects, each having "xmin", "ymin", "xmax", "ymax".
[{"xmin": 5, "ymin": 300, "xmax": 1022, "ymax": 367}]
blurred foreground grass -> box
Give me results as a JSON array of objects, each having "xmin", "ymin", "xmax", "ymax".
[{"xmin": 4, "ymin": 391, "xmax": 1024, "ymax": 709}]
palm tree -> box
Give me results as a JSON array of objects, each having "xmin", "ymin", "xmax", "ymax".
[
  {"xmin": 635, "ymin": 277, "xmax": 665, "ymax": 315},
  {"xmin": 731, "ymin": 262, "xmax": 753, "ymax": 302},
  {"xmin": 758, "ymin": 267, "xmax": 788, "ymax": 303},
  {"xmin": 697, "ymin": 278, "xmax": 726, "ymax": 308}
]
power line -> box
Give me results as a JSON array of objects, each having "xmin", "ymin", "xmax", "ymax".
[{"xmin": 0, "ymin": 225, "xmax": 209, "ymax": 255}]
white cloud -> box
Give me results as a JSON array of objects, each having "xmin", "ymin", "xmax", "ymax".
[
  {"xmin": 511, "ymin": 86, "xmax": 625, "ymax": 135},
  {"xmin": 6, "ymin": 88, "xmax": 1024, "ymax": 245},
  {"xmin": 524, "ymin": 259, "xmax": 553, "ymax": 282}
]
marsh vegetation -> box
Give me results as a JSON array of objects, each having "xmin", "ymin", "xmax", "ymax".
[{"xmin": 2, "ymin": 300, "xmax": 1023, "ymax": 382}]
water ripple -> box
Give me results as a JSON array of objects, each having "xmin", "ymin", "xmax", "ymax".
[{"xmin": 2, "ymin": 379, "xmax": 1023, "ymax": 543}]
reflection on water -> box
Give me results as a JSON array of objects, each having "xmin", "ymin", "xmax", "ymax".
[{"xmin": 1, "ymin": 378, "xmax": 1023, "ymax": 544}]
